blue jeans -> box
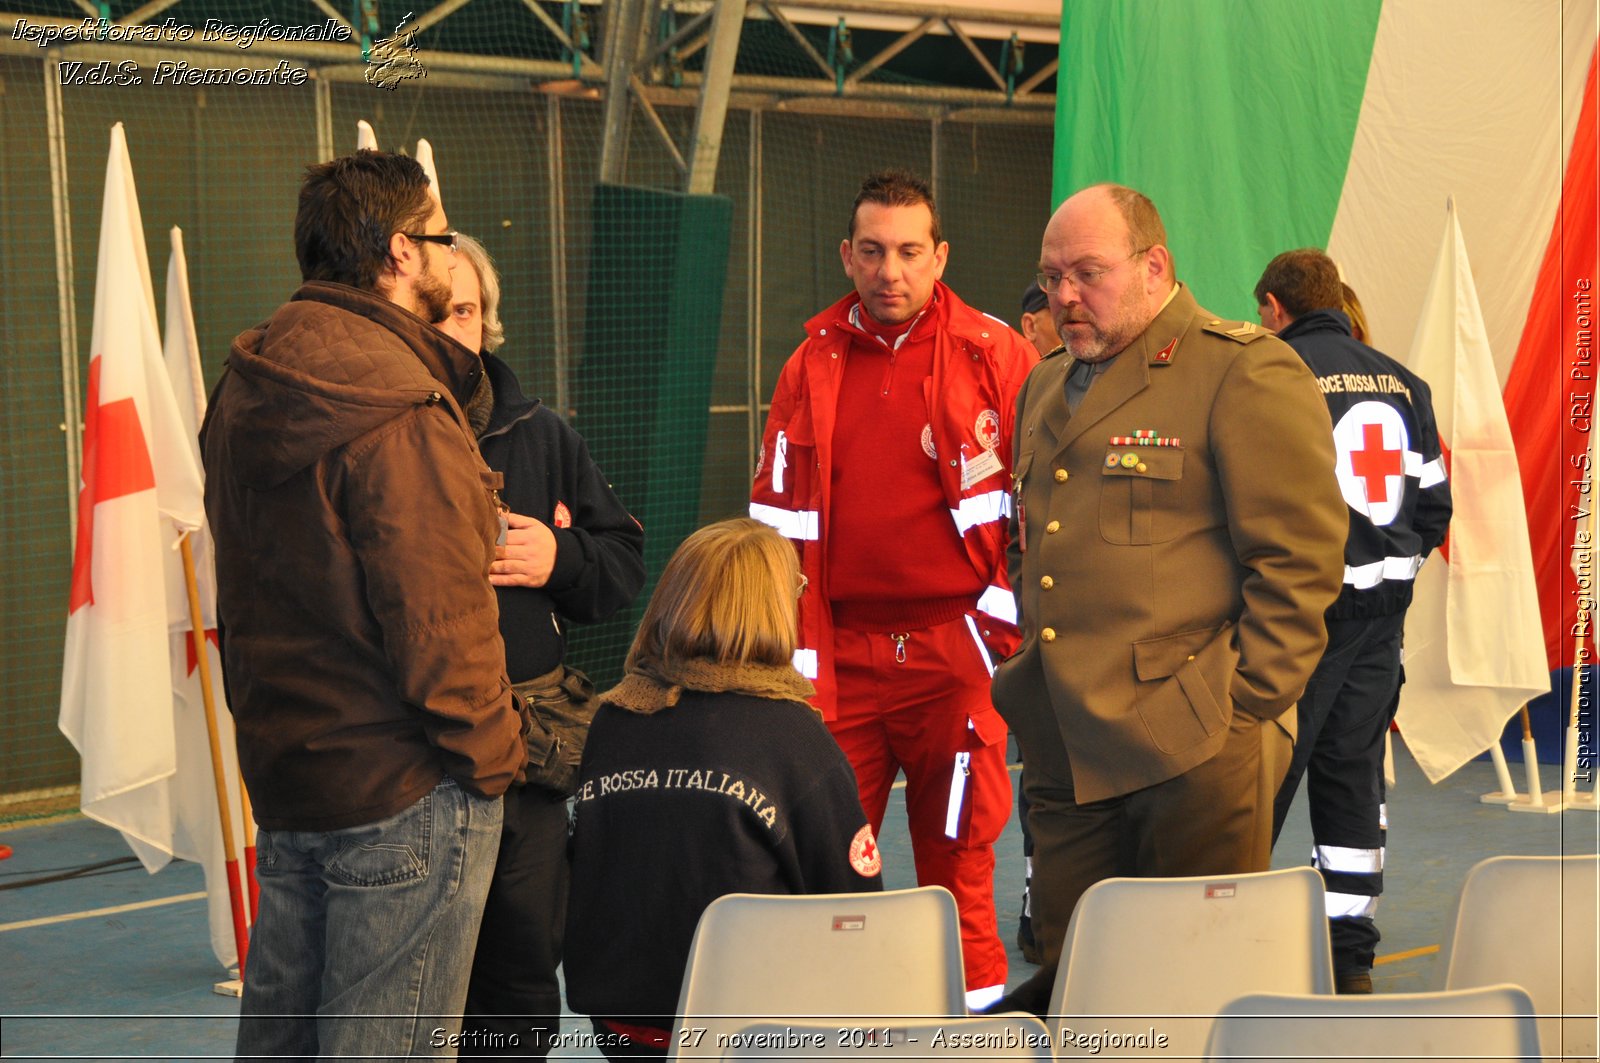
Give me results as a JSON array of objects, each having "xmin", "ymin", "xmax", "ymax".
[{"xmin": 235, "ymin": 776, "xmax": 503, "ymax": 1062}]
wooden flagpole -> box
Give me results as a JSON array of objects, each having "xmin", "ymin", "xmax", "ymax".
[{"xmin": 178, "ymin": 531, "xmax": 251, "ymax": 973}]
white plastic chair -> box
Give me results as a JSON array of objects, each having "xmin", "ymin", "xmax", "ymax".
[
  {"xmin": 1440, "ymin": 853, "xmax": 1599, "ymax": 1061},
  {"xmin": 1205, "ymin": 984, "xmax": 1542, "ymax": 1062},
  {"xmin": 1048, "ymin": 866, "xmax": 1335, "ymax": 1058},
  {"xmin": 719, "ymin": 1014, "xmax": 1052, "ymax": 1060},
  {"xmin": 668, "ymin": 886, "xmax": 967, "ymax": 1059}
]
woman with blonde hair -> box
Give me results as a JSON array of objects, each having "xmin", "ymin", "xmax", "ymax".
[{"xmin": 563, "ymin": 518, "xmax": 882, "ymax": 1059}]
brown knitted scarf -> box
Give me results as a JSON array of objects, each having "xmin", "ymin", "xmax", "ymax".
[{"xmin": 601, "ymin": 655, "xmax": 816, "ymax": 715}]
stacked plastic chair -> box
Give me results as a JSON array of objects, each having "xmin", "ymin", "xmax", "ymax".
[
  {"xmin": 1440, "ymin": 853, "xmax": 1599, "ymax": 1061},
  {"xmin": 1046, "ymin": 866, "xmax": 1335, "ymax": 1058},
  {"xmin": 1205, "ymin": 983, "xmax": 1542, "ymax": 1062},
  {"xmin": 667, "ymin": 886, "xmax": 967, "ymax": 1060}
]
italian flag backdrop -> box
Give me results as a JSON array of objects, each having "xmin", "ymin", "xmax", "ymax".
[
  {"xmin": 1051, "ymin": 0, "xmax": 1598, "ymax": 772},
  {"xmin": 1056, "ymin": 2, "xmax": 1593, "ymax": 781}
]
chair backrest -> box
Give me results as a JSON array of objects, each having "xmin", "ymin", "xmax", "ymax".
[
  {"xmin": 1048, "ymin": 866, "xmax": 1335, "ymax": 1058},
  {"xmin": 720, "ymin": 1014, "xmax": 1052, "ymax": 1061},
  {"xmin": 669, "ymin": 886, "xmax": 967, "ymax": 1059},
  {"xmin": 1440, "ymin": 853, "xmax": 1599, "ymax": 1060},
  {"xmin": 1205, "ymin": 984, "xmax": 1541, "ymax": 1062}
]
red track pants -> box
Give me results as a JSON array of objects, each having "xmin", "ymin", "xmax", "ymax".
[{"xmin": 829, "ymin": 615, "xmax": 1012, "ymax": 1005}]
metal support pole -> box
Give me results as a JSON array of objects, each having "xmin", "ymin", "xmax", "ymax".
[
  {"xmin": 547, "ymin": 94, "xmax": 572, "ymax": 418},
  {"xmin": 599, "ymin": 0, "xmax": 649, "ymax": 184},
  {"xmin": 314, "ymin": 74, "xmax": 334, "ymax": 162},
  {"xmin": 44, "ymin": 57, "xmax": 81, "ymax": 528},
  {"xmin": 746, "ymin": 107, "xmax": 764, "ymax": 467},
  {"xmin": 686, "ymin": 0, "xmax": 748, "ymax": 195}
]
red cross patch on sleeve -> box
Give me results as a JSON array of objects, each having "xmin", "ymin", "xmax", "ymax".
[{"xmin": 849, "ymin": 824, "xmax": 882, "ymax": 877}]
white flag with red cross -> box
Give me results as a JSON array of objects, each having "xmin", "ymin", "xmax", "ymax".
[
  {"xmin": 1396, "ymin": 201, "xmax": 1551, "ymax": 782},
  {"xmin": 162, "ymin": 225, "xmax": 255, "ymax": 971},
  {"xmin": 58, "ymin": 124, "xmax": 208, "ymax": 882}
]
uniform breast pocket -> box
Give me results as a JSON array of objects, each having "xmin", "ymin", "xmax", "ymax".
[{"xmin": 1098, "ymin": 446, "xmax": 1185, "ymax": 545}]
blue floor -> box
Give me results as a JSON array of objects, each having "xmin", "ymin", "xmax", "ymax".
[{"xmin": 1, "ymin": 744, "xmax": 1595, "ymax": 1060}]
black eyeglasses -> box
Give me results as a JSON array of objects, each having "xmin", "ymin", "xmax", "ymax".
[{"xmin": 403, "ymin": 230, "xmax": 458, "ymax": 254}]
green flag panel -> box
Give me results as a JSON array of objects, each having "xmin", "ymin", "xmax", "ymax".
[{"xmin": 1053, "ymin": 0, "xmax": 1383, "ymax": 320}]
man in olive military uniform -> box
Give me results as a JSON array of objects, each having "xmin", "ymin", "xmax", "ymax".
[{"xmin": 989, "ymin": 184, "xmax": 1346, "ymax": 1014}]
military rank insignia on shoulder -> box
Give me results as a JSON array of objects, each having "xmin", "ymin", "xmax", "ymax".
[{"xmin": 1202, "ymin": 318, "xmax": 1269, "ymax": 344}]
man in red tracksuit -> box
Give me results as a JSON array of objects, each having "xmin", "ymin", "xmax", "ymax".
[{"xmin": 751, "ymin": 170, "xmax": 1037, "ymax": 1008}]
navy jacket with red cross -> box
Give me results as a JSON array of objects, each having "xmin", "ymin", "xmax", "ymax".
[
  {"xmin": 1277, "ymin": 310, "xmax": 1452, "ymax": 619},
  {"xmin": 750, "ymin": 282, "xmax": 1037, "ymax": 716}
]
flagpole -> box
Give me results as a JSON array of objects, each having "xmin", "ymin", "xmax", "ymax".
[
  {"xmin": 1481, "ymin": 742, "xmax": 1520, "ymax": 805},
  {"xmin": 178, "ymin": 531, "xmax": 251, "ymax": 973},
  {"xmin": 1506, "ymin": 705, "xmax": 1564, "ymax": 814},
  {"xmin": 240, "ymin": 783, "xmax": 260, "ymax": 919}
]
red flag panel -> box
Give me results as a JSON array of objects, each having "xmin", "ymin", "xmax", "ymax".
[{"xmin": 1504, "ymin": 43, "xmax": 1599, "ymax": 670}]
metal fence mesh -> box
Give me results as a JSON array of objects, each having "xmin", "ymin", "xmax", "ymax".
[{"xmin": 0, "ymin": 0, "xmax": 1055, "ymax": 799}]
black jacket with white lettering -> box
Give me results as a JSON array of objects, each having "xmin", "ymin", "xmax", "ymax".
[
  {"xmin": 1278, "ymin": 310, "xmax": 1452, "ymax": 619},
  {"xmin": 563, "ymin": 691, "xmax": 881, "ymax": 1023}
]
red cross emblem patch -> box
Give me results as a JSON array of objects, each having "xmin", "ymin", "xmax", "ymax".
[{"xmin": 849, "ymin": 824, "xmax": 882, "ymax": 877}]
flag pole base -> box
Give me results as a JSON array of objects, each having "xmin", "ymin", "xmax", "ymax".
[
  {"xmin": 1483, "ymin": 744, "xmax": 1519, "ymax": 804},
  {"xmin": 213, "ymin": 978, "xmax": 243, "ymax": 997},
  {"xmin": 1506, "ymin": 792, "xmax": 1566, "ymax": 813},
  {"xmin": 1564, "ymin": 790, "xmax": 1599, "ymax": 812}
]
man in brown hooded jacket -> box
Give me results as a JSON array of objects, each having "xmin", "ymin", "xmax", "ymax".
[{"xmin": 201, "ymin": 151, "xmax": 526, "ymax": 1060}]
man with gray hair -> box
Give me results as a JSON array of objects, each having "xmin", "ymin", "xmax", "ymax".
[{"xmin": 441, "ymin": 234, "xmax": 645, "ymax": 1058}]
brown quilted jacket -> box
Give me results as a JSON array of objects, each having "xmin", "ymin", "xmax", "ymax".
[{"xmin": 201, "ymin": 281, "xmax": 526, "ymax": 831}]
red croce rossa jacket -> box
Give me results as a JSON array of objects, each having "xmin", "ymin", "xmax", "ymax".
[{"xmin": 751, "ymin": 281, "xmax": 1037, "ymax": 717}]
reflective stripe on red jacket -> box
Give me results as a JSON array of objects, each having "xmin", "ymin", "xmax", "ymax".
[{"xmin": 750, "ymin": 282, "xmax": 1037, "ymax": 717}]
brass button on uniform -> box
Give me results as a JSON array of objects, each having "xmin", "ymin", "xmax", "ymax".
[
  {"xmin": 1054, "ymin": 468, "xmax": 1069, "ymax": 483},
  {"xmin": 1045, "ymin": 520, "xmax": 1060, "ymax": 533},
  {"xmin": 1040, "ymin": 627, "xmax": 1057, "ymax": 642},
  {"xmin": 1136, "ymin": 462, "xmax": 1148, "ymax": 473},
  {"xmin": 1040, "ymin": 575, "xmax": 1054, "ymax": 590}
]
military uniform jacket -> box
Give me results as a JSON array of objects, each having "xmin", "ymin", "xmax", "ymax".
[{"xmin": 992, "ymin": 284, "xmax": 1347, "ymax": 803}]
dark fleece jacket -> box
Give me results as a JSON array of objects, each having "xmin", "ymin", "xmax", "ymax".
[
  {"xmin": 477, "ymin": 353, "xmax": 645, "ymax": 682},
  {"xmin": 201, "ymin": 281, "xmax": 525, "ymax": 831}
]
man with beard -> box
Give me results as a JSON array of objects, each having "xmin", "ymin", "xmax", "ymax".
[
  {"xmin": 989, "ymin": 184, "xmax": 1346, "ymax": 1014},
  {"xmin": 202, "ymin": 150, "xmax": 526, "ymax": 1058}
]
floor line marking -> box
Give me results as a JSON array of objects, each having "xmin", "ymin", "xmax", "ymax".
[
  {"xmin": 0, "ymin": 891, "xmax": 207, "ymax": 932},
  {"xmin": 1374, "ymin": 943, "xmax": 1441, "ymax": 965}
]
